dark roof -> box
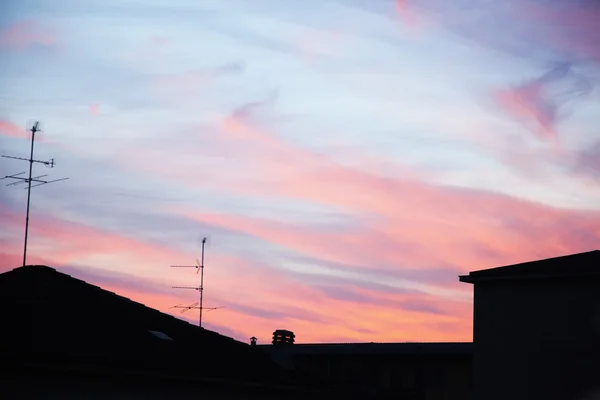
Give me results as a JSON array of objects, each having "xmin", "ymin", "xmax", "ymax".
[
  {"xmin": 459, "ymin": 250, "xmax": 600, "ymax": 284},
  {"xmin": 258, "ymin": 342, "xmax": 473, "ymax": 356},
  {"xmin": 0, "ymin": 265, "xmax": 291, "ymax": 387}
]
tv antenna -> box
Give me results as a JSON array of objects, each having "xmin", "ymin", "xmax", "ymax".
[
  {"xmin": 1, "ymin": 121, "xmax": 69, "ymax": 267},
  {"xmin": 170, "ymin": 236, "xmax": 223, "ymax": 327}
]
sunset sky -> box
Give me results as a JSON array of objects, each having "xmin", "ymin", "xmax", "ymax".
[{"xmin": 1, "ymin": 0, "xmax": 599, "ymax": 344}]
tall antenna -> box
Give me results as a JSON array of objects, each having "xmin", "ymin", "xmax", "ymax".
[
  {"xmin": 1, "ymin": 121, "xmax": 69, "ymax": 267},
  {"xmin": 170, "ymin": 237, "xmax": 222, "ymax": 328}
]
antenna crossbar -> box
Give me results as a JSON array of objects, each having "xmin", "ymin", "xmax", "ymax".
[
  {"xmin": 2, "ymin": 155, "xmax": 56, "ymax": 167},
  {"xmin": 172, "ymin": 286, "xmax": 200, "ymax": 290},
  {"xmin": 170, "ymin": 302, "xmax": 225, "ymax": 315}
]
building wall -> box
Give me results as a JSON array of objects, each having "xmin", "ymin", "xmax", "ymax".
[
  {"xmin": 1, "ymin": 370, "xmax": 313, "ymax": 400},
  {"xmin": 290, "ymin": 352, "xmax": 472, "ymax": 399},
  {"xmin": 472, "ymin": 277, "xmax": 600, "ymax": 400}
]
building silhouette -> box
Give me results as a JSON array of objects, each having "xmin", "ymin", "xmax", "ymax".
[
  {"xmin": 2, "ymin": 249, "xmax": 599, "ymax": 399},
  {"xmin": 259, "ymin": 339, "xmax": 473, "ymax": 399},
  {"xmin": 0, "ymin": 265, "xmax": 342, "ymax": 399},
  {"xmin": 460, "ymin": 250, "xmax": 600, "ymax": 400}
]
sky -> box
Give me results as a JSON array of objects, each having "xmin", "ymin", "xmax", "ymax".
[{"xmin": 0, "ymin": 0, "xmax": 599, "ymax": 344}]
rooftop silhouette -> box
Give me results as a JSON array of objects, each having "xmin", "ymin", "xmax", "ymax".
[{"xmin": 460, "ymin": 250, "xmax": 600, "ymax": 283}]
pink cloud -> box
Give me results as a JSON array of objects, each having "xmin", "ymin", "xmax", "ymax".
[
  {"xmin": 89, "ymin": 104, "xmax": 100, "ymax": 116},
  {"xmin": 186, "ymin": 107, "xmax": 600, "ymax": 276},
  {"xmin": 0, "ymin": 120, "xmax": 26, "ymax": 138},
  {"xmin": 494, "ymin": 63, "xmax": 592, "ymax": 146},
  {"xmin": 393, "ymin": 0, "xmax": 421, "ymax": 30},
  {"xmin": 0, "ymin": 21, "xmax": 59, "ymax": 51},
  {"xmin": 0, "ymin": 119, "xmax": 47, "ymax": 142},
  {"xmin": 3, "ymin": 97, "xmax": 595, "ymax": 344},
  {"xmin": 0, "ymin": 198, "xmax": 475, "ymax": 343},
  {"xmin": 114, "ymin": 102, "xmax": 600, "ymax": 292}
]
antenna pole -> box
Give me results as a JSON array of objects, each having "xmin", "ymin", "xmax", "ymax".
[
  {"xmin": 22, "ymin": 123, "xmax": 37, "ymax": 268},
  {"xmin": 169, "ymin": 236, "xmax": 222, "ymax": 329},
  {"xmin": 1, "ymin": 121, "xmax": 69, "ymax": 267},
  {"xmin": 199, "ymin": 237, "xmax": 206, "ymax": 328}
]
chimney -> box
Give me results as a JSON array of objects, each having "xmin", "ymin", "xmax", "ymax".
[
  {"xmin": 250, "ymin": 336, "xmax": 257, "ymax": 346},
  {"xmin": 272, "ymin": 329, "xmax": 295, "ymax": 345}
]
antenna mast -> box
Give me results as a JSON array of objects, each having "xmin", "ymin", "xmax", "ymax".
[
  {"xmin": 1, "ymin": 121, "xmax": 69, "ymax": 267},
  {"xmin": 170, "ymin": 237, "xmax": 222, "ymax": 328}
]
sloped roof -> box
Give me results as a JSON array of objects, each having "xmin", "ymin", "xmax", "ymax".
[
  {"xmin": 0, "ymin": 265, "xmax": 281, "ymax": 385},
  {"xmin": 459, "ymin": 250, "xmax": 600, "ymax": 284}
]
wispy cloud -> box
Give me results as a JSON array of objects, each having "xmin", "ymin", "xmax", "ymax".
[
  {"xmin": 0, "ymin": 199, "xmax": 473, "ymax": 342},
  {"xmin": 494, "ymin": 63, "xmax": 593, "ymax": 144},
  {"xmin": 0, "ymin": 120, "xmax": 26, "ymax": 138},
  {"xmin": 0, "ymin": 20, "xmax": 60, "ymax": 51},
  {"xmin": 151, "ymin": 61, "xmax": 245, "ymax": 97}
]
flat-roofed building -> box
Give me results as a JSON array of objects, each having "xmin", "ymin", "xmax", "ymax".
[{"xmin": 460, "ymin": 250, "xmax": 600, "ymax": 400}]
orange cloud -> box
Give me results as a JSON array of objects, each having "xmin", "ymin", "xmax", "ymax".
[
  {"xmin": 0, "ymin": 199, "xmax": 474, "ymax": 343},
  {"xmin": 0, "ymin": 202, "xmax": 178, "ymax": 268}
]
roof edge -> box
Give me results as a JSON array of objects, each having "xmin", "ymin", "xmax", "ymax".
[
  {"xmin": 7, "ymin": 265, "xmax": 56, "ymax": 272},
  {"xmin": 459, "ymin": 270, "xmax": 600, "ymax": 284},
  {"xmin": 259, "ymin": 341, "xmax": 472, "ymax": 346},
  {"xmin": 459, "ymin": 250, "xmax": 600, "ymax": 284}
]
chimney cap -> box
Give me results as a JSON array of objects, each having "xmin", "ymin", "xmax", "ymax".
[{"xmin": 272, "ymin": 329, "xmax": 295, "ymax": 345}]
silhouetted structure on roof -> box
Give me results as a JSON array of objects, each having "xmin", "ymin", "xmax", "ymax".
[
  {"xmin": 460, "ymin": 250, "xmax": 600, "ymax": 400},
  {"xmin": 272, "ymin": 329, "xmax": 295, "ymax": 345},
  {"xmin": 0, "ymin": 265, "xmax": 341, "ymax": 399}
]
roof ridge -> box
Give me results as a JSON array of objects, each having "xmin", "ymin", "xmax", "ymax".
[{"xmin": 9, "ymin": 264, "xmax": 56, "ymax": 271}]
